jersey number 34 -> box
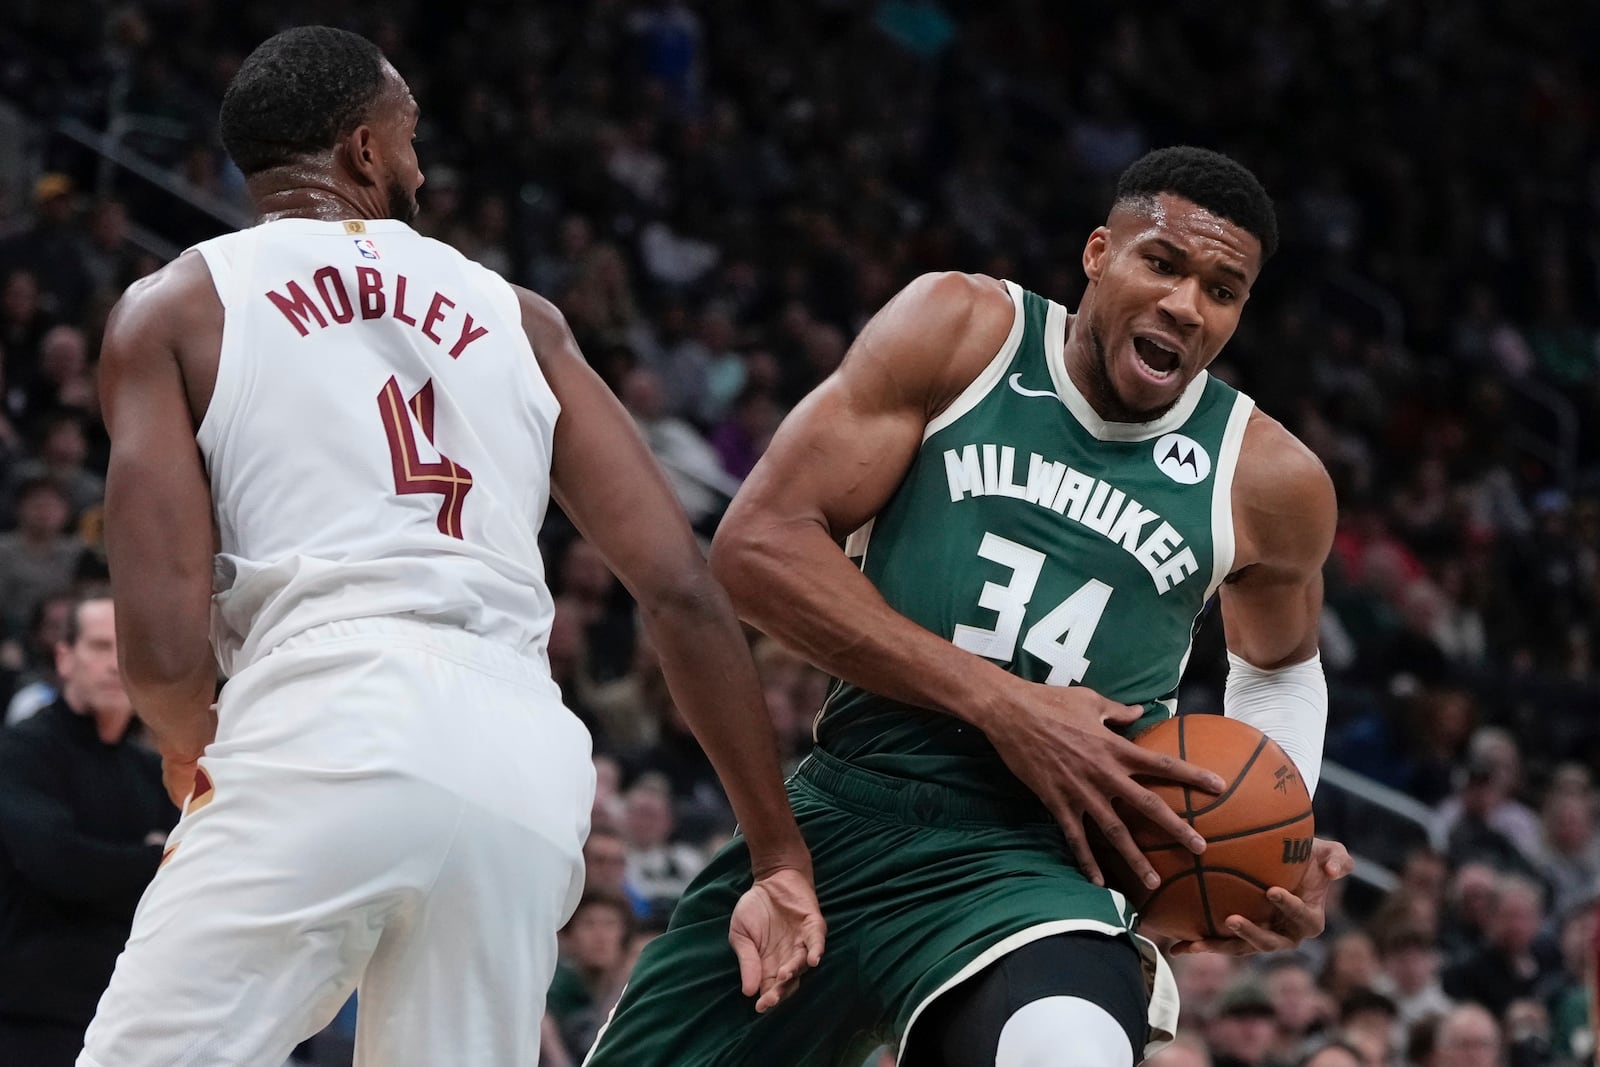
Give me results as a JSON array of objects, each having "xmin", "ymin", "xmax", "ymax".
[
  {"xmin": 952, "ymin": 532, "xmax": 1111, "ymax": 685},
  {"xmin": 377, "ymin": 376, "xmax": 473, "ymax": 539}
]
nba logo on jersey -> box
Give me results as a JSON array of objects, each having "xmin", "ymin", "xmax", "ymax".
[{"xmin": 354, "ymin": 238, "xmax": 380, "ymax": 260}]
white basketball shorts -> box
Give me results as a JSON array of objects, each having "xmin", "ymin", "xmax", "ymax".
[{"xmin": 79, "ymin": 617, "xmax": 594, "ymax": 1067}]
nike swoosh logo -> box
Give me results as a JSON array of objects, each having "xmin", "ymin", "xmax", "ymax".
[{"xmin": 1008, "ymin": 373, "xmax": 1057, "ymax": 399}]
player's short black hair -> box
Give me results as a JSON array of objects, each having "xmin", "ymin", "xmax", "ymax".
[
  {"xmin": 1114, "ymin": 146, "xmax": 1279, "ymax": 261},
  {"xmin": 219, "ymin": 26, "xmax": 388, "ymax": 178}
]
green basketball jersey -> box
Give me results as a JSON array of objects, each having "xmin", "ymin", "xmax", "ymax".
[{"xmin": 818, "ymin": 280, "xmax": 1257, "ymax": 800}]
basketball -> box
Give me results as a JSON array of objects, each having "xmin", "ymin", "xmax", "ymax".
[{"xmin": 1094, "ymin": 714, "xmax": 1315, "ymax": 943}]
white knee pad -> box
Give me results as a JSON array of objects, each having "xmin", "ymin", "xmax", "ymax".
[{"xmin": 995, "ymin": 996, "xmax": 1135, "ymax": 1067}]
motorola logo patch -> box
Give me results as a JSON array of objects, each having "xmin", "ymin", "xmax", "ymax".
[{"xmin": 1153, "ymin": 432, "xmax": 1210, "ymax": 484}]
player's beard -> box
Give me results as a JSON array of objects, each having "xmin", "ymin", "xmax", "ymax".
[
  {"xmin": 386, "ymin": 176, "xmax": 420, "ymax": 224},
  {"xmin": 1088, "ymin": 322, "xmax": 1180, "ymax": 425}
]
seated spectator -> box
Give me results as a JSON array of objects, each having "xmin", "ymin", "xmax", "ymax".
[
  {"xmin": 0, "ymin": 269, "xmax": 55, "ymax": 377},
  {"xmin": 1334, "ymin": 989, "xmax": 1398, "ymax": 1067},
  {"xmin": 76, "ymin": 199, "xmax": 140, "ymax": 308},
  {"xmin": 1206, "ymin": 980, "xmax": 1285, "ymax": 1067},
  {"xmin": 1432, "ymin": 728, "xmax": 1543, "ymax": 872},
  {"xmin": 1443, "ymin": 874, "xmax": 1561, "ymax": 1019},
  {"xmin": 1503, "ymin": 998, "xmax": 1555, "ymax": 1067},
  {"xmin": 546, "ymin": 891, "xmax": 634, "ymax": 1060},
  {"xmin": 619, "ymin": 775, "xmax": 706, "ymax": 922},
  {"xmin": 619, "ymin": 366, "xmax": 739, "ymax": 529},
  {"xmin": 621, "ymin": 679, "xmax": 735, "ymax": 834},
  {"xmin": 750, "ymin": 634, "xmax": 828, "ymax": 769},
  {"xmin": 19, "ymin": 327, "xmax": 96, "ymax": 423},
  {"xmin": 1541, "ymin": 902, "xmax": 1597, "ymax": 1064},
  {"xmin": 1371, "ymin": 925, "xmax": 1452, "ymax": 1034},
  {"xmin": 1439, "ymin": 861, "xmax": 1502, "ymax": 965},
  {"xmin": 1426, "ymin": 1003, "xmax": 1502, "ymax": 1067},
  {"xmin": 0, "ymin": 175, "xmax": 90, "ymax": 320},
  {"xmin": 0, "ymin": 478, "xmax": 80, "ymax": 640},
  {"xmin": 709, "ymin": 383, "xmax": 785, "ymax": 481},
  {"xmin": 1319, "ymin": 932, "xmax": 1381, "ymax": 1006},
  {"xmin": 581, "ymin": 825, "xmax": 647, "ymax": 920},
  {"xmin": 1171, "ymin": 951, "xmax": 1242, "ymax": 1029},
  {"xmin": 6, "ymin": 412, "xmax": 105, "ymax": 524},
  {"xmin": 0, "ymin": 594, "xmax": 176, "ymax": 1065},
  {"xmin": 1393, "ymin": 848, "xmax": 1449, "ymax": 916},
  {"xmin": 546, "ymin": 597, "xmax": 595, "ymax": 731},
  {"xmin": 552, "ymin": 537, "xmax": 633, "ymax": 684},
  {"xmin": 1528, "ymin": 777, "xmax": 1600, "ymax": 920},
  {"xmin": 584, "ymin": 616, "xmax": 667, "ymax": 753},
  {"xmin": 2, "ymin": 591, "xmax": 73, "ymax": 724},
  {"xmin": 1263, "ymin": 956, "xmax": 1332, "ymax": 1064}
]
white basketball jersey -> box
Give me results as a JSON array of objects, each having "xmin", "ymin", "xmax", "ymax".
[{"xmin": 192, "ymin": 218, "xmax": 560, "ymax": 676}]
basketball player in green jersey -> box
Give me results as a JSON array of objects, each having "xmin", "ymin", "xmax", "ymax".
[{"xmin": 584, "ymin": 147, "xmax": 1351, "ymax": 1066}]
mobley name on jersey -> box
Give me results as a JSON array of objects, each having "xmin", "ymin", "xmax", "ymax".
[
  {"xmin": 941, "ymin": 441, "xmax": 1199, "ymax": 595},
  {"xmin": 265, "ymin": 261, "xmax": 493, "ymax": 359}
]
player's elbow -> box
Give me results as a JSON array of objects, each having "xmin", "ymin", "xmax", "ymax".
[
  {"xmin": 708, "ymin": 519, "xmax": 770, "ymax": 622},
  {"xmin": 636, "ymin": 566, "xmax": 731, "ymax": 635}
]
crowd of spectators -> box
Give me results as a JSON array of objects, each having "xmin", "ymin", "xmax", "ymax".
[{"xmin": 2, "ymin": 1, "xmax": 1598, "ymax": 1064}]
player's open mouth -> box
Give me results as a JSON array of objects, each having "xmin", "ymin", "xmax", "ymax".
[{"xmin": 1133, "ymin": 336, "xmax": 1181, "ymax": 380}]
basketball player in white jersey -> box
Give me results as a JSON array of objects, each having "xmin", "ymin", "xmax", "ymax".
[{"xmin": 81, "ymin": 26, "xmax": 824, "ymax": 1067}]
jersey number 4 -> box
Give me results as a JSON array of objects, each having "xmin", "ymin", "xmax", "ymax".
[
  {"xmin": 377, "ymin": 376, "xmax": 473, "ymax": 539},
  {"xmin": 953, "ymin": 532, "xmax": 1112, "ymax": 685}
]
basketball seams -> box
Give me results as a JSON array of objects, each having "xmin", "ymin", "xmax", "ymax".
[
  {"xmin": 1134, "ymin": 866, "xmax": 1279, "ymax": 941},
  {"xmin": 1185, "ymin": 734, "xmax": 1270, "ymax": 817},
  {"xmin": 1117, "ymin": 716, "xmax": 1315, "ymax": 943},
  {"xmin": 1135, "ymin": 809, "xmax": 1315, "ymax": 854}
]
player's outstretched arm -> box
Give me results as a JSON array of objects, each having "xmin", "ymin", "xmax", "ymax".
[
  {"xmin": 710, "ymin": 272, "xmax": 1224, "ymax": 890},
  {"xmin": 1170, "ymin": 414, "xmax": 1350, "ymax": 956},
  {"xmin": 517, "ymin": 288, "xmax": 823, "ymax": 1010},
  {"xmin": 100, "ymin": 254, "xmax": 221, "ymax": 807}
]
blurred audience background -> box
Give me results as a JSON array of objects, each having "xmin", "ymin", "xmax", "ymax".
[{"xmin": 1, "ymin": 1, "xmax": 1597, "ymax": 1063}]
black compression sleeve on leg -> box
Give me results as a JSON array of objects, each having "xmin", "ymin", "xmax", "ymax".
[{"xmin": 901, "ymin": 932, "xmax": 1150, "ymax": 1067}]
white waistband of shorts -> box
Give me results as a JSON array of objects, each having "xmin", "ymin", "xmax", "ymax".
[{"xmin": 267, "ymin": 616, "xmax": 553, "ymax": 688}]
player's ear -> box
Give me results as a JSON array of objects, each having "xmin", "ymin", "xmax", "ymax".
[
  {"xmin": 1083, "ymin": 227, "xmax": 1111, "ymax": 283},
  {"xmin": 342, "ymin": 124, "xmax": 381, "ymax": 187}
]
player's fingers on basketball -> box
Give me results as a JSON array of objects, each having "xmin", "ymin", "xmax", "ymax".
[
  {"xmin": 1266, "ymin": 887, "xmax": 1324, "ymax": 938},
  {"xmin": 1221, "ymin": 915, "xmax": 1291, "ymax": 953},
  {"xmin": 1126, "ymin": 743, "xmax": 1225, "ymax": 794},
  {"xmin": 1315, "ymin": 838, "xmax": 1353, "ymax": 879},
  {"xmin": 1117, "ymin": 779, "xmax": 1206, "ymax": 855},
  {"xmin": 1086, "ymin": 800, "xmax": 1160, "ymax": 890}
]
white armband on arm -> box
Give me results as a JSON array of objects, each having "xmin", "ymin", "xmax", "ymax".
[{"xmin": 1223, "ymin": 651, "xmax": 1327, "ymax": 797}]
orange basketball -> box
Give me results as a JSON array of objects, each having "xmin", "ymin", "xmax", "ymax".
[{"xmin": 1094, "ymin": 714, "xmax": 1315, "ymax": 942}]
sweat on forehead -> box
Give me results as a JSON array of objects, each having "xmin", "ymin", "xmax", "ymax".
[{"xmin": 1105, "ymin": 195, "xmax": 1264, "ymax": 280}]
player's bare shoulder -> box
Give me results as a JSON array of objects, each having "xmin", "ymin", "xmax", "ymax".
[
  {"xmin": 102, "ymin": 250, "xmax": 224, "ymax": 423},
  {"xmin": 106, "ymin": 251, "xmax": 220, "ymax": 345},
  {"xmin": 1230, "ymin": 410, "xmax": 1337, "ymax": 576},
  {"xmin": 852, "ymin": 270, "xmax": 1016, "ymax": 417},
  {"xmin": 509, "ymin": 284, "xmax": 582, "ymax": 370}
]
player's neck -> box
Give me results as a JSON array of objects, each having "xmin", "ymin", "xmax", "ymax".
[{"xmin": 249, "ymin": 173, "xmax": 380, "ymax": 225}]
